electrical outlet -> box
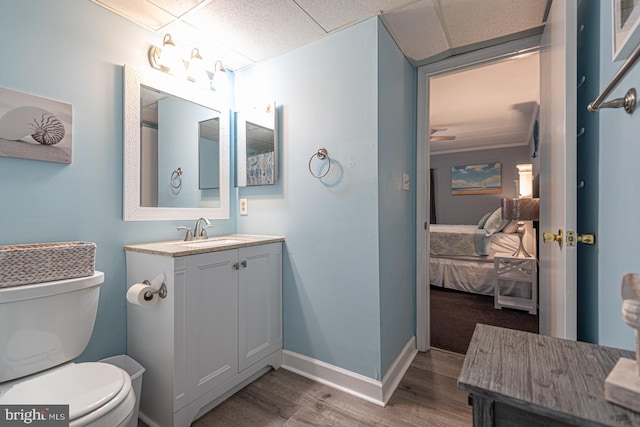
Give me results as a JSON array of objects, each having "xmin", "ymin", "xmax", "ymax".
[
  {"xmin": 239, "ymin": 198, "xmax": 248, "ymax": 215},
  {"xmin": 402, "ymin": 173, "xmax": 410, "ymax": 191}
]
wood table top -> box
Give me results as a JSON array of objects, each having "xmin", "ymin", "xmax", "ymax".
[{"xmin": 458, "ymin": 324, "xmax": 640, "ymax": 426}]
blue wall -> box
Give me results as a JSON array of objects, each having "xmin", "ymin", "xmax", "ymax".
[
  {"xmin": 596, "ymin": 1, "xmax": 639, "ymax": 349},
  {"xmin": 235, "ymin": 18, "xmax": 416, "ymax": 380},
  {"xmin": 0, "ymin": 0, "xmax": 414, "ymax": 382},
  {"xmin": 377, "ymin": 20, "xmax": 417, "ymax": 376},
  {"xmin": 1, "ymin": 0, "xmax": 627, "ymax": 385},
  {"xmin": 0, "ymin": 0, "xmax": 236, "ymax": 362}
]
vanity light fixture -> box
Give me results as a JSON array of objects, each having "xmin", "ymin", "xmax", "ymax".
[
  {"xmin": 148, "ymin": 34, "xmax": 224, "ymax": 89},
  {"xmin": 187, "ymin": 48, "xmax": 208, "ymax": 84},
  {"xmin": 149, "ymin": 34, "xmax": 182, "ymax": 74},
  {"xmin": 210, "ymin": 60, "xmax": 228, "ymax": 93}
]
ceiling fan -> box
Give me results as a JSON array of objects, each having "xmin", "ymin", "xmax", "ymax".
[{"xmin": 430, "ymin": 128, "xmax": 456, "ymax": 142}]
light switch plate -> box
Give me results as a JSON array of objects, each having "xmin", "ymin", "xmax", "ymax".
[
  {"xmin": 402, "ymin": 173, "xmax": 410, "ymax": 191},
  {"xmin": 240, "ymin": 198, "xmax": 248, "ymax": 215}
]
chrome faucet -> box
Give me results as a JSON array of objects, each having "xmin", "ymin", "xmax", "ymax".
[
  {"xmin": 177, "ymin": 226, "xmax": 193, "ymax": 241},
  {"xmin": 194, "ymin": 217, "xmax": 213, "ymax": 240}
]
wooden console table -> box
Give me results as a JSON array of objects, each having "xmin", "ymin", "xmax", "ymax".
[{"xmin": 458, "ymin": 324, "xmax": 640, "ymax": 426}]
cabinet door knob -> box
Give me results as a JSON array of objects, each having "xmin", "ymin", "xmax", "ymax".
[
  {"xmin": 241, "ymin": 260, "xmax": 247, "ymax": 268},
  {"xmin": 233, "ymin": 262, "xmax": 240, "ymax": 270}
]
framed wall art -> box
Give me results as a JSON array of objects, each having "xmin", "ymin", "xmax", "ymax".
[
  {"xmin": 0, "ymin": 86, "xmax": 72, "ymax": 164},
  {"xmin": 613, "ymin": 0, "xmax": 640, "ymax": 61},
  {"xmin": 451, "ymin": 162, "xmax": 501, "ymax": 195}
]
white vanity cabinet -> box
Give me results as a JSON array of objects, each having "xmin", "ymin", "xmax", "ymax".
[{"xmin": 125, "ymin": 238, "xmax": 282, "ymax": 427}]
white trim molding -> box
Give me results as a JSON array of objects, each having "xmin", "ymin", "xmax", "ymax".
[
  {"xmin": 281, "ymin": 336, "xmax": 417, "ymax": 407},
  {"xmin": 415, "ymin": 34, "xmax": 542, "ymax": 352}
]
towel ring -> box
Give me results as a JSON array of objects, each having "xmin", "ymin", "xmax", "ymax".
[
  {"xmin": 170, "ymin": 168, "xmax": 183, "ymax": 189},
  {"xmin": 308, "ymin": 148, "xmax": 331, "ymax": 178}
]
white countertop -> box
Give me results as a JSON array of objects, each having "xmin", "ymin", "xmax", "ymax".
[{"xmin": 124, "ymin": 234, "xmax": 284, "ymax": 257}]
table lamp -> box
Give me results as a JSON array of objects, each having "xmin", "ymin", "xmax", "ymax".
[{"xmin": 501, "ymin": 198, "xmax": 539, "ymax": 257}]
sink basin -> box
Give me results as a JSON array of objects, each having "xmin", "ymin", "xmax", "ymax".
[{"xmin": 177, "ymin": 237, "xmax": 249, "ymax": 248}]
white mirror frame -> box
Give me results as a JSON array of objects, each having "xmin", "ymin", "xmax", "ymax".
[{"xmin": 123, "ymin": 65, "xmax": 230, "ymax": 221}]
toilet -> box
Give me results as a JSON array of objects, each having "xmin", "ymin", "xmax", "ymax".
[{"xmin": 0, "ymin": 272, "xmax": 136, "ymax": 426}]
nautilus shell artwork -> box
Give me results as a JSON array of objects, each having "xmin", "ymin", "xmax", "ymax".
[{"xmin": 0, "ymin": 106, "xmax": 66, "ymax": 145}]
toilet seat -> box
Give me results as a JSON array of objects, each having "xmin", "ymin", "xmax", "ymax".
[{"xmin": 0, "ymin": 362, "xmax": 135, "ymax": 426}]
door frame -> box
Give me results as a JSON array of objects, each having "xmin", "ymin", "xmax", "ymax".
[{"xmin": 415, "ymin": 35, "xmax": 544, "ymax": 351}]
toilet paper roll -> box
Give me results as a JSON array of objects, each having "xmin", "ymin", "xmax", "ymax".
[{"xmin": 126, "ymin": 283, "xmax": 158, "ymax": 306}]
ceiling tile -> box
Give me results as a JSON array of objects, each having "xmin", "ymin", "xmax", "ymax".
[
  {"xmin": 92, "ymin": 0, "xmax": 176, "ymax": 30},
  {"xmin": 294, "ymin": 0, "xmax": 417, "ymax": 32},
  {"xmin": 92, "ymin": 0, "xmax": 549, "ymax": 74},
  {"xmin": 147, "ymin": 0, "xmax": 205, "ymax": 17},
  {"xmin": 381, "ymin": 0, "xmax": 449, "ymax": 63},
  {"xmin": 437, "ymin": 0, "xmax": 547, "ymax": 48},
  {"xmin": 182, "ymin": 0, "xmax": 326, "ymax": 63}
]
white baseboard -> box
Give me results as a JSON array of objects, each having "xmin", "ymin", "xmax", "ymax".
[
  {"xmin": 281, "ymin": 335, "xmax": 417, "ymax": 407},
  {"xmin": 381, "ymin": 336, "xmax": 418, "ymax": 404}
]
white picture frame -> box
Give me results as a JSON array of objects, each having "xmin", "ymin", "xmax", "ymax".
[{"xmin": 613, "ymin": 0, "xmax": 640, "ymax": 61}]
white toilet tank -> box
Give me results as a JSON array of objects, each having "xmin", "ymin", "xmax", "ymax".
[{"xmin": 0, "ymin": 272, "xmax": 104, "ymax": 382}]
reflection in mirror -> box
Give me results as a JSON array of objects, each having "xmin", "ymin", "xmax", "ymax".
[
  {"xmin": 139, "ymin": 85, "xmax": 220, "ymax": 208},
  {"xmin": 236, "ymin": 102, "xmax": 277, "ymax": 187},
  {"xmin": 124, "ymin": 65, "xmax": 230, "ymax": 221},
  {"xmin": 199, "ymin": 118, "xmax": 220, "ymax": 190}
]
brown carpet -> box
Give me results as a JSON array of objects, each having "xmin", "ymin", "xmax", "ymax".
[{"xmin": 430, "ymin": 286, "xmax": 539, "ymax": 354}]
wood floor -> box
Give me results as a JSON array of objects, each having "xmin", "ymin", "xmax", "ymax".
[{"xmin": 186, "ymin": 349, "xmax": 471, "ymax": 426}]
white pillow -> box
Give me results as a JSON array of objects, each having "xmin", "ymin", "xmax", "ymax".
[
  {"xmin": 484, "ymin": 208, "xmax": 509, "ymax": 236},
  {"xmin": 477, "ymin": 211, "xmax": 493, "ymax": 229}
]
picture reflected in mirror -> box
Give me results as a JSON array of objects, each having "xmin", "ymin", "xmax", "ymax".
[
  {"xmin": 246, "ymin": 121, "xmax": 275, "ymax": 185},
  {"xmin": 236, "ymin": 102, "xmax": 277, "ymax": 187}
]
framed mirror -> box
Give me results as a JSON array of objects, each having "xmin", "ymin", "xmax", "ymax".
[
  {"xmin": 124, "ymin": 65, "xmax": 230, "ymax": 221},
  {"xmin": 236, "ymin": 102, "xmax": 277, "ymax": 186}
]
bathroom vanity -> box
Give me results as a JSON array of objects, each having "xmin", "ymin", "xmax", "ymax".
[{"xmin": 125, "ymin": 235, "xmax": 283, "ymax": 427}]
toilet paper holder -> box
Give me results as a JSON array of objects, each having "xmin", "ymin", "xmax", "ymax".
[{"xmin": 142, "ymin": 279, "xmax": 168, "ymax": 301}]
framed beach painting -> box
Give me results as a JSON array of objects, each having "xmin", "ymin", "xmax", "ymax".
[
  {"xmin": 613, "ymin": 0, "xmax": 640, "ymax": 61},
  {"xmin": 0, "ymin": 86, "xmax": 72, "ymax": 164},
  {"xmin": 451, "ymin": 162, "xmax": 501, "ymax": 195}
]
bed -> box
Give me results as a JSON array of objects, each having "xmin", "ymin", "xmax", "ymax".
[{"xmin": 429, "ymin": 208, "xmax": 535, "ymax": 298}]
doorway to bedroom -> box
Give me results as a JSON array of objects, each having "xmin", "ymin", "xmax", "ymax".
[{"xmin": 425, "ymin": 44, "xmax": 541, "ymax": 354}]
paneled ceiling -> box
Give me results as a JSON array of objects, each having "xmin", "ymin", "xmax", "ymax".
[
  {"xmin": 92, "ymin": 0, "xmax": 547, "ymax": 153},
  {"xmin": 91, "ymin": 0, "xmax": 550, "ymax": 70}
]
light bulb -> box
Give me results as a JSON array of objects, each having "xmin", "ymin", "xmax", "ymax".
[
  {"xmin": 211, "ymin": 61, "xmax": 228, "ymax": 91},
  {"xmin": 187, "ymin": 48, "xmax": 208, "ymax": 83},
  {"xmin": 158, "ymin": 34, "xmax": 185, "ymax": 78}
]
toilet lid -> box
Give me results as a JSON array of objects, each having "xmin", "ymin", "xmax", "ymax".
[{"xmin": 0, "ymin": 362, "xmax": 126, "ymax": 421}]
